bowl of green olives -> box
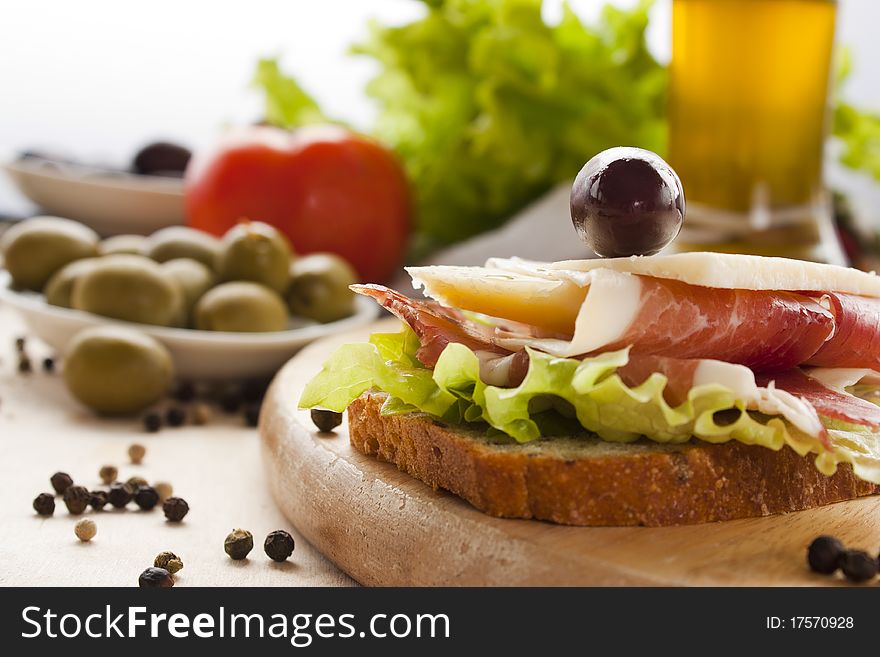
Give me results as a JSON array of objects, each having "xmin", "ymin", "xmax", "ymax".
[{"xmin": 0, "ymin": 217, "xmax": 377, "ymax": 379}]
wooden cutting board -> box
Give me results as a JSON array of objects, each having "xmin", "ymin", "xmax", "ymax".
[{"xmin": 260, "ymin": 320, "xmax": 880, "ymax": 586}]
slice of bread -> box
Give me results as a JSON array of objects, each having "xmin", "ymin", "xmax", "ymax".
[{"xmin": 347, "ymin": 392, "xmax": 880, "ymax": 526}]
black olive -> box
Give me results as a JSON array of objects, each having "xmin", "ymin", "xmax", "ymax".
[
  {"xmin": 570, "ymin": 147, "xmax": 684, "ymax": 258},
  {"xmin": 311, "ymin": 408, "xmax": 342, "ymax": 433},
  {"xmin": 132, "ymin": 142, "xmax": 191, "ymax": 176}
]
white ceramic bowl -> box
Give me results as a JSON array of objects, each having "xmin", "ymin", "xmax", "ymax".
[
  {"xmin": 3, "ymin": 159, "xmax": 185, "ymax": 235},
  {"xmin": 0, "ymin": 271, "xmax": 377, "ymax": 380}
]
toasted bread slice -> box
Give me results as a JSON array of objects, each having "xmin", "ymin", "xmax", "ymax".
[{"xmin": 347, "ymin": 392, "xmax": 880, "ymax": 526}]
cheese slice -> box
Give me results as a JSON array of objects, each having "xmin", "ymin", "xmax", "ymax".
[
  {"xmin": 407, "ymin": 266, "xmax": 586, "ymax": 334},
  {"xmin": 486, "ymin": 252, "xmax": 880, "ymax": 298}
]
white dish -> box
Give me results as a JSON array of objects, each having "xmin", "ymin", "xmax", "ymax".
[
  {"xmin": 0, "ymin": 271, "xmax": 377, "ymax": 380},
  {"xmin": 3, "ymin": 159, "xmax": 185, "ymax": 235}
]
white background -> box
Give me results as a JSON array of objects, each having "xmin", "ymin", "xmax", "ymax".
[{"xmin": 0, "ymin": 0, "xmax": 877, "ymax": 213}]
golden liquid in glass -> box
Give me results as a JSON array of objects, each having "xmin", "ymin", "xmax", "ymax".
[{"xmin": 668, "ymin": 0, "xmax": 840, "ymax": 261}]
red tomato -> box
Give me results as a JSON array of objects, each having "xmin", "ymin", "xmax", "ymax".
[{"xmin": 185, "ymin": 125, "xmax": 411, "ymax": 282}]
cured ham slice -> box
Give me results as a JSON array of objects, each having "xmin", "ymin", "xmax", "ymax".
[
  {"xmin": 616, "ymin": 353, "xmax": 828, "ymax": 441},
  {"xmin": 489, "ymin": 269, "xmax": 835, "ymax": 371},
  {"xmin": 758, "ymin": 369, "xmax": 880, "ymax": 429},
  {"xmin": 352, "ymin": 284, "xmax": 507, "ymax": 368},
  {"xmin": 805, "ymin": 293, "xmax": 880, "ymax": 369}
]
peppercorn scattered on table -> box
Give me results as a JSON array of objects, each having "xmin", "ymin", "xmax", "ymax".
[{"xmin": 0, "ymin": 306, "xmax": 354, "ymax": 586}]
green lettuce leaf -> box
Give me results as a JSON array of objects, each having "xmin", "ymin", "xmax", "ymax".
[{"xmin": 299, "ymin": 326, "xmax": 880, "ymax": 483}]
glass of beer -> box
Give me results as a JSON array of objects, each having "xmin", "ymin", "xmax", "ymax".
[{"xmin": 668, "ymin": 0, "xmax": 841, "ymax": 262}]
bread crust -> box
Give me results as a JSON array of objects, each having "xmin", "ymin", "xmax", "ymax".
[{"xmin": 347, "ymin": 392, "xmax": 880, "ymax": 527}]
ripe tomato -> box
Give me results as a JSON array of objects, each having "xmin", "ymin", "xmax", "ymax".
[{"xmin": 185, "ymin": 125, "xmax": 411, "ymax": 282}]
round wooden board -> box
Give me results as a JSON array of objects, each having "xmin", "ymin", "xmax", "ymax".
[{"xmin": 260, "ymin": 320, "xmax": 880, "ymax": 586}]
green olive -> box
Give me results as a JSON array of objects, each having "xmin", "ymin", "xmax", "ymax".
[
  {"xmin": 62, "ymin": 326, "xmax": 173, "ymax": 415},
  {"xmin": 99, "ymin": 234, "xmax": 149, "ymax": 256},
  {"xmin": 161, "ymin": 258, "xmax": 215, "ymax": 326},
  {"xmin": 71, "ymin": 255, "xmax": 183, "ymax": 327},
  {"xmin": 1, "ymin": 216, "xmax": 99, "ymax": 290},
  {"xmin": 146, "ymin": 226, "xmax": 221, "ymax": 268},
  {"xmin": 43, "ymin": 257, "xmax": 101, "ymax": 308},
  {"xmin": 215, "ymin": 221, "xmax": 292, "ymax": 293},
  {"xmin": 194, "ymin": 281, "xmax": 288, "ymax": 332},
  {"xmin": 287, "ymin": 253, "xmax": 357, "ymax": 323}
]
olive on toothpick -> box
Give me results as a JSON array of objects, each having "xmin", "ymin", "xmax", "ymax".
[{"xmin": 570, "ymin": 147, "xmax": 685, "ymax": 258}]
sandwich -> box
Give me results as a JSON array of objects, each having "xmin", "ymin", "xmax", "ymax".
[{"xmin": 300, "ymin": 251, "xmax": 880, "ymax": 526}]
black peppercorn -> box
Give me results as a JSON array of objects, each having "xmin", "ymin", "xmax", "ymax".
[
  {"xmin": 15, "ymin": 336, "xmax": 26, "ymax": 353},
  {"xmin": 224, "ymin": 528, "xmax": 254, "ymax": 560},
  {"xmin": 166, "ymin": 406, "xmax": 186, "ymax": 427},
  {"xmin": 840, "ymin": 550, "xmax": 878, "ymax": 583},
  {"xmin": 264, "ymin": 530, "xmax": 295, "ymax": 562},
  {"xmin": 133, "ymin": 485, "xmax": 160, "ymax": 511},
  {"xmin": 807, "ymin": 535, "xmax": 845, "ymax": 574},
  {"xmin": 219, "ymin": 390, "xmax": 242, "ymax": 414},
  {"xmin": 18, "ymin": 357, "xmax": 32, "ymax": 374},
  {"xmin": 244, "ymin": 405, "xmax": 260, "ymax": 427},
  {"xmin": 172, "ymin": 381, "xmax": 196, "ymax": 403},
  {"xmin": 33, "ymin": 492, "xmax": 55, "ymax": 516},
  {"xmin": 143, "ymin": 412, "xmax": 162, "ymax": 433},
  {"xmin": 163, "ymin": 497, "xmax": 189, "ymax": 522},
  {"xmin": 311, "ymin": 408, "xmax": 343, "ymax": 433},
  {"xmin": 138, "ymin": 567, "xmax": 174, "ymax": 588},
  {"xmin": 89, "ymin": 490, "xmax": 109, "ymax": 511},
  {"xmin": 242, "ymin": 379, "xmax": 269, "ymax": 403},
  {"xmin": 108, "ymin": 482, "xmax": 134, "ymax": 508},
  {"xmin": 63, "ymin": 485, "xmax": 90, "ymax": 515},
  {"xmin": 42, "ymin": 356, "xmax": 55, "ymax": 373},
  {"xmin": 50, "ymin": 471, "xmax": 74, "ymax": 495}
]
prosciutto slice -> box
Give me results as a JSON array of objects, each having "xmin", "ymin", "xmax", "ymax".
[
  {"xmin": 757, "ymin": 369, "xmax": 880, "ymax": 429},
  {"xmin": 352, "ymin": 284, "xmax": 507, "ymax": 367},
  {"xmin": 805, "ymin": 293, "xmax": 880, "ymax": 369},
  {"xmin": 493, "ymin": 270, "xmax": 836, "ymax": 371}
]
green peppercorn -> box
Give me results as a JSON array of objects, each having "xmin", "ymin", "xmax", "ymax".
[
  {"xmin": 15, "ymin": 336, "xmax": 26, "ymax": 353},
  {"xmin": 108, "ymin": 482, "xmax": 133, "ymax": 508},
  {"xmin": 138, "ymin": 567, "xmax": 174, "ymax": 588},
  {"xmin": 807, "ymin": 535, "xmax": 844, "ymax": 574},
  {"xmin": 192, "ymin": 403, "xmax": 211, "ymax": 425},
  {"xmin": 74, "ymin": 518, "xmax": 97, "ymax": 542},
  {"xmin": 224, "ymin": 529, "xmax": 253, "ymax": 560},
  {"xmin": 33, "ymin": 493, "xmax": 55, "ymax": 516},
  {"xmin": 133, "ymin": 485, "xmax": 160, "ymax": 510},
  {"xmin": 98, "ymin": 465, "xmax": 118, "ymax": 485},
  {"xmin": 89, "ymin": 490, "xmax": 108, "ymax": 511},
  {"xmin": 154, "ymin": 551, "xmax": 184, "ymax": 574},
  {"xmin": 163, "ymin": 497, "xmax": 189, "ymax": 522},
  {"xmin": 264, "ymin": 530, "xmax": 295, "ymax": 562},
  {"xmin": 63, "ymin": 485, "xmax": 90, "ymax": 515},
  {"xmin": 50, "ymin": 471, "xmax": 73, "ymax": 495},
  {"xmin": 128, "ymin": 443, "xmax": 146, "ymax": 464},
  {"xmin": 840, "ymin": 550, "xmax": 878, "ymax": 583},
  {"xmin": 18, "ymin": 357, "xmax": 32, "ymax": 374},
  {"xmin": 311, "ymin": 408, "xmax": 342, "ymax": 433},
  {"xmin": 126, "ymin": 476, "xmax": 148, "ymax": 490},
  {"xmin": 154, "ymin": 481, "xmax": 173, "ymax": 503}
]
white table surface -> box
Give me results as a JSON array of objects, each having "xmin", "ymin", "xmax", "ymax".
[{"xmin": 0, "ymin": 305, "xmax": 354, "ymax": 587}]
